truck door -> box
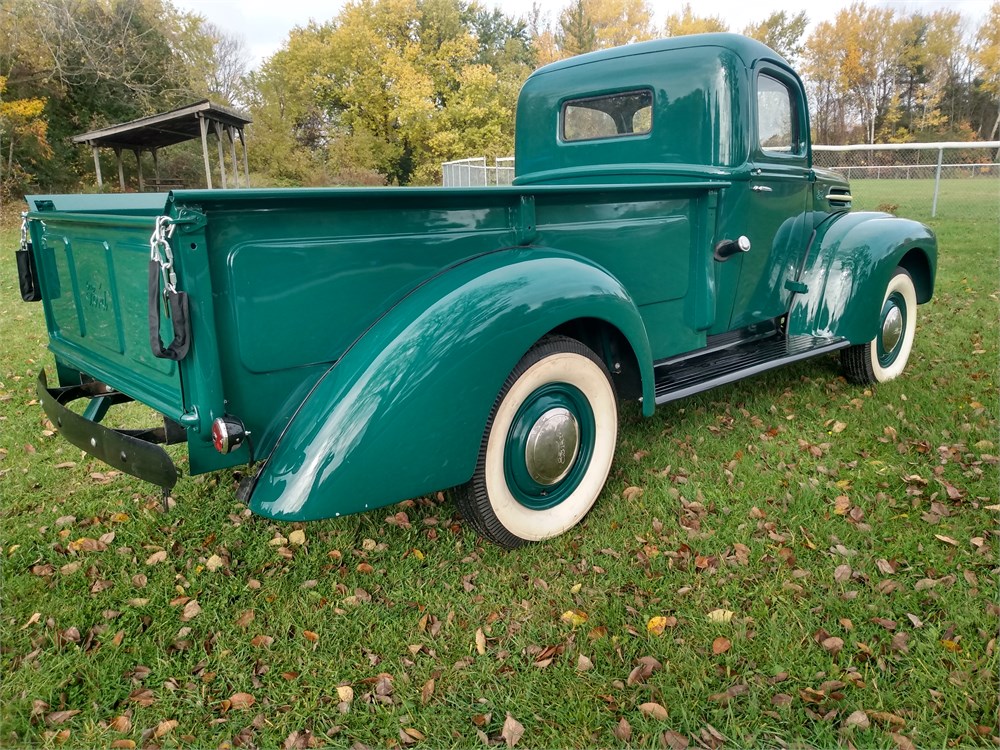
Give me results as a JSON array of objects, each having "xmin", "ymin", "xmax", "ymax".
[{"xmin": 727, "ymin": 67, "xmax": 811, "ymax": 331}]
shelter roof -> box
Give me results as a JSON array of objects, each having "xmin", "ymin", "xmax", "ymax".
[{"xmin": 71, "ymin": 100, "xmax": 251, "ymax": 150}]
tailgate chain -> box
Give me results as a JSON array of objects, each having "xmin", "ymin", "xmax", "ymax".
[{"xmin": 148, "ymin": 216, "xmax": 191, "ymax": 361}]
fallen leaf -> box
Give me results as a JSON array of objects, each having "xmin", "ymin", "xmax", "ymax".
[
  {"xmin": 289, "ymin": 529, "xmax": 306, "ymax": 546},
  {"xmin": 205, "ymin": 554, "xmax": 224, "ymax": 572},
  {"xmin": 834, "ymin": 564, "xmax": 852, "ymax": 583},
  {"xmin": 337, "ymin": 685, "xmax": 354, "ymax": 703},
  {"xmin": 709, "ymin": 683, "xmax": 748, "ymax": 704},
  {"xmin": 20, "ymin": 612, "xmax": 41, "ymax": 630},
  {"xmin": 145, "ymin": 550, "xmax": 167, "ymax": 566},
  {"xmin": 236, "ymin": 609, "xmax": 255, "ymax": 628},
  {"xmin": 647, "ymin": 616, "xmax": 670, "ymax": 635},
  {"xmin": 501, "ymin": 714, "xmax": 524, "ymax": 748},
  {"xmin": 250, "ymin": 635, "xmax": 273, "ymax": 648},
  {"xmin": 154, "ymin": 719, "xmax": 178, "ymax": 738},
  {"xmin": 891, "ymin": 632, "xmax": 910, "ymax": 653},
  {"xmin": 110, "ymin": 741, "xmax": 136, "ymax": 749},
  {"xmin": 613, "ymin": 717, "xmax": 632, "ymax": 742},
  {"xmin": 560, "ymin": 609, "xmax": 588, "ymax": 627},
  {"xmin": 821, "ymin": 636, "xmax": 844, "ymax": 655},
  {"xmin": 421, "ymin": 678, "xmax": 434, "ymax": 704},
  {"xmin": 707, "ymin": 609, "xmax": 734, "ymax": 624},
  {"xmin": 303, "ymin": 630, "xmax": 319, "ymax": 643},
  {"xmin": 401, "ymin": 727, "xmax": 425, "ymax": 743},
  {"xmin": 834, "ymin": 496, "xmax": 851, "ymax": 515},
  {"xmin": 661, "ymin": 730, "xmax": 690, "ymax": 750},
  {"xmin": 622, "ymin": 486, "xmax": 644, "ymax": 501},
  {"xmin": 627, "ymin": 656, "xmax": 662, "ymax": 685},
  {"xmin": 179, "ymin": 600, "xmax": 201, "ymax": 622},
  {"xmin": 844, "ymin": 710, "xmax": 870, "ymax": 729},
  {"xmin": 128, "ymin": 688, "xmax": 155, "ymax": 707},
  {"xmin": 576, "ymin": 655, "xmax": 593, "ymax": 672},
  {"xmin": 891, "ymin": 733, "xmax": 916, "ymax": 750},
  {"xmin": 475, "ymin": 627, "xmax": 486, "ymax": 655},
  {"xmin": 639, "ymin": 702, "xmax": 668, "ymax": 721},
  {"xmin": 832, "ymin": 421, "xmax": 847, "ymax": 433},
  {"xmin": 934, "ymin": 534, "xmax": 959, "ymax": 547},
  {"xmin": 109, "ymin": 716, "xmax": 131, "ymax": 733},
  {"xmin": 229, "ymin": 692, "xmax": 256, "ymax": 710},
  {"xmin": 45, "ymin": 710, "xmax": 80, "ymax": 725},
  {"xmin": 869, "ymin": 711, "xmax": 906, "ymax": 728},
  {"xmin": 712, "ymin": 637, "xmax": 731, "ymax": 655}
]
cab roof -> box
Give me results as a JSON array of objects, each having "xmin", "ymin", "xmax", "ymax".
[{"xmin": 529, "ymin": 33, "xmax": 790, "ymax": 79}]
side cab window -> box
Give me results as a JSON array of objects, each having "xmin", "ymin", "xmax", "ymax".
[{"xmin": 755, "ymin": 71, "xmax": 807, "ymax": 162}]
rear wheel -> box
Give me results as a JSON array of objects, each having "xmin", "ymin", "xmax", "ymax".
[
  {"xmin": 841, "ymin": 267, "xmax": 917, "ymax": 384},
  {"xmin": 454, "ymin": 336, "xmax": 618, "ymax": 549}
]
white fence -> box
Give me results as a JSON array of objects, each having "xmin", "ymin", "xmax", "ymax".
[
  {"xmin": 443, "ymin": 141, "xmax": 999, "ymax": 219},
  {"xmin": 812, "ymin": 141, "xmax": 999, "ymax": 218},
  {"xmin": 441, "ymin": 157, "xmax": 514, "ymax": 186}
]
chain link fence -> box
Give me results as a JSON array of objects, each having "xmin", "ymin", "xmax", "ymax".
[
  {"xmin": 445, "ymin": 142, "xmax": 999, "ymax": 220},
  {"xmin": 812, "ymin": 142, "xmax": 1000, "ymax": 219},
  {"xmin": 441, "ymin": 157, "xmax": 514, "ymax": 186}
]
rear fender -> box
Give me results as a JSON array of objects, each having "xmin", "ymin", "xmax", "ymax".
[
  {"xmin": 788, "ymin": 212, "xmax": 937, "ymax": 343},
  {"xmin": 247, "ymin": 248, "xmax": 653, "ymax": 521}
]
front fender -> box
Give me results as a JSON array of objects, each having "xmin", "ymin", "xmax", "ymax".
[
  {"xmin": 788, "ymin": 212, "xmax": 936, "ymax": 343},
  {"xmin": 247, "ymin": 248, "xmax": 653, "ymax": 522}
]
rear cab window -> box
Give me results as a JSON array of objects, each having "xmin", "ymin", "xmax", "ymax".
[{"xmin": 562, "ymin": 90, "xmax": 653, "ymax": 142}]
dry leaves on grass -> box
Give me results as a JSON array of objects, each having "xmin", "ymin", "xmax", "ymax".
[
  {"xmin": 706, "ymin": 609, "xmax": 735, "ymax": 624},
  {"xmin": 712, "ymin": 637, "xmax": 731, "ymax": 655},
  {"xmin": 647, "ymin": 615, "xmax": 676, "ymax": 635},
  {"xmin": 228, "ymin": 692, "xmax": 256, "ymax": 710},
  {"xmin": 613, "ymin": 717, "xmax": 632, "ymax": 742},
  {"xmin": 153, "ymin": 719, "xmax": 178, "ymax": 738},
  {"xmin": 501, "ymin": 714, "xmax": 524, "ymax": 748},
  {"xmin": 179, "ymin": 600, "xmax": 201, "ymax": 622},
  {"xmin": 560, "ymin": 610, "xmax": 588, "ymax": 627},
  {"xmin": 145, "ymin": 550, "xmax": 167, "ymax": 565},
  {"xmin": 639, "ymin": 702, "xmax": 668, "ymax": 721},
  {"xmin": 627, "ymin": 656, "xmax": 662, "ymax": 685}
]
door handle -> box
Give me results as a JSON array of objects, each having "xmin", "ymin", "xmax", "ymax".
[{"xmin": 751, "ymin": 185, "xmax": 773, "ymax": 193}]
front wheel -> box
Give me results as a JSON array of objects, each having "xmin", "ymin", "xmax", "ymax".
[
  {"xmin": 454, "ymin": 336, "xmax": 618, "ymax": 549},
  {"xmin": 840, "ymin": 267, "xmax": 918, "ymax": 384}
]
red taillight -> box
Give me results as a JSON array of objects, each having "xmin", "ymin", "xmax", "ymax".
[{"xmin": 212, "ymin": 416, "xmax": 246, "ymax": 454}]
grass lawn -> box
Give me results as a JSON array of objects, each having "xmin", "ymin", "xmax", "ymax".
[{"xmin": 0, "ymin": 186, "xmax": 997, "ymax": 749}]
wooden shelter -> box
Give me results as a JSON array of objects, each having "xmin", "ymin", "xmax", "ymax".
[{"xmin": 72, "ymin": 100, "xmax": 252, "ymax": 191}]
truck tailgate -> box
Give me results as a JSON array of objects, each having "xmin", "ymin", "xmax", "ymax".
[{"xmin": 27, "ymin": 196, "xmax": 184, "ymax": 418}]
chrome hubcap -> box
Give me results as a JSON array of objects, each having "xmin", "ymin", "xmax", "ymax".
[
  {"xmin": 524, "ymin": 407, "xmax": 580, "ymax": 486},
  {"xmin": 882, "ymin": 305, "xmax": 903, "ymax": 353}
]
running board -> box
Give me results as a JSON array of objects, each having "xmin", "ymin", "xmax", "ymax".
[{"xmin": 653, "ymin": 335, "xmax": 850, "ymax": 404}]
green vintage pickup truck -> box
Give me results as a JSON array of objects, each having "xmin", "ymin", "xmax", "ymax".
[{"xmin": 16, "ymin": 34, "xmax": 935, "ymax": 548}]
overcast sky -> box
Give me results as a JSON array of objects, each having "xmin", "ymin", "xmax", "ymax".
[{"xmin": 173, "ymin": 0, "xmax": 994, "ymax": 70}]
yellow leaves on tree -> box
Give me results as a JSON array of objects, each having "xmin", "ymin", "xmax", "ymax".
[
  {"xmin": 663, "ymin": 4, "xmax": 728, "ymax": 37},
  {"xmin": 0, "ymin": 75, "xmax": 52, "ymax": 198}
]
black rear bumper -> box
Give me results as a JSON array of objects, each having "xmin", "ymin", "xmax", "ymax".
[{"xmin": 37, "ymin": 370, "xmax": 183, "ymax": 490}]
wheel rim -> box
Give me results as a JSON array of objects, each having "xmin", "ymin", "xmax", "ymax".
[
  {"xmin": 877, "ymin": 291, "xmax": 907, "ymax": 366},
  {"xmin": 503, "ymin": 382, "xmax": 595, "ymax": 510}
]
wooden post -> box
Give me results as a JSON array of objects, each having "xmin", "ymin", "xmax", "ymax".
[
  {"xmin": 239, "ymin": 128, "xmax": 250, "ymax": 185},
  {"xmin": 213, "ymin": 120, "xmax": 227, "ymax": 188},
  {"xmin": 115, "ymin": 147, "xmax": 125, "ymax": 191},
  {"xmin": 153, "ymin": 148, "xmax": 161, "ymax": 186},
  {"xmin": 199, "ymin": 114, "xmax": 213, "ymax": 189},
  {"xmin": 91, "ymin": 145, "xmax": 103, "ymax": 189},
  {"xmin": 229, "ymin": 126, "xmax": 240, "ymax": 187},
  {"xmin": 133, "ymin": 149, "xmax": 144, "ymax": 191}
]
